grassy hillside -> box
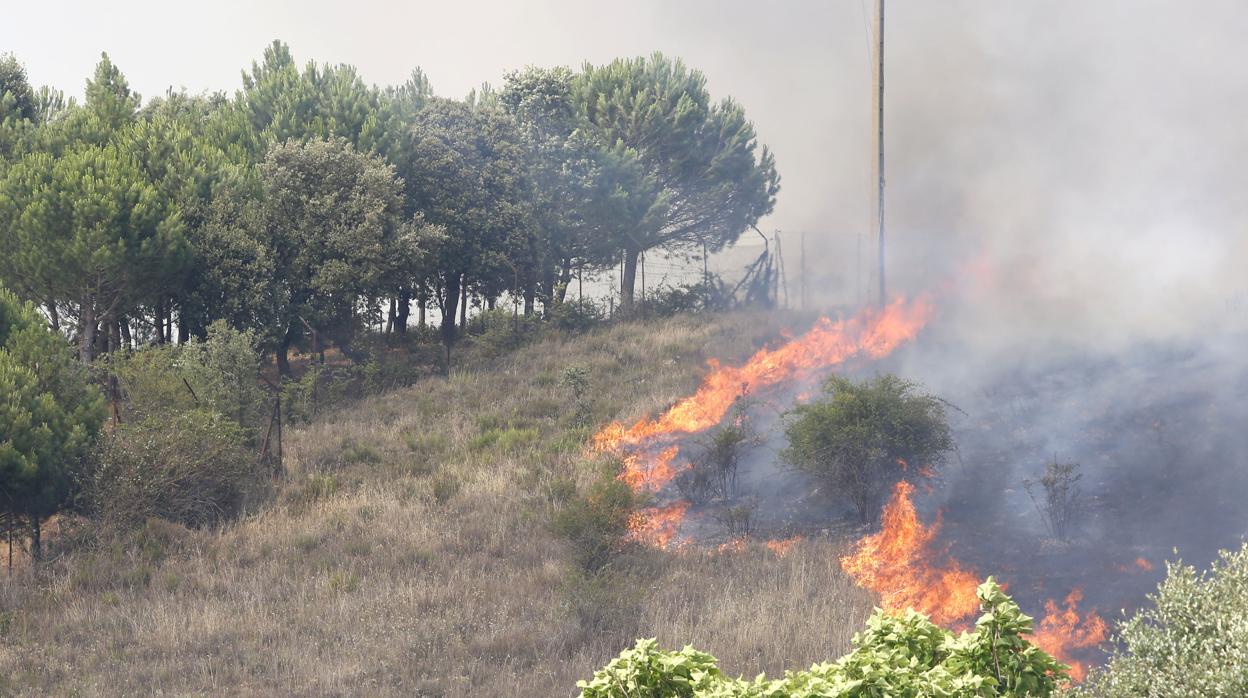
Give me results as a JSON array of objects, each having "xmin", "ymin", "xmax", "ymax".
[{"xmin": 0, "ymin": 313, "xmax": 873, "ymax": 697}]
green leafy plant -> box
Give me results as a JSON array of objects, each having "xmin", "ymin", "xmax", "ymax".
[
  {"xmin": 577, "ymin": 579, "xmax": 1070, "ymax": 697},
  {"xmin": 782, "ymin": 374, "xmax": 954, "ymax": 524},
  {"xmin": 1077, "ymin": 542, "xmax": 1248, "ymax": 697}
]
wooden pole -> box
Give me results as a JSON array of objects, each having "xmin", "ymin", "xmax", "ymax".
[
  {"xmin": 872, "ymin": 0, "xmax": 887, "ymax": 305},
  {"xmin": 800, "ymin": 231, "xmax": 807, "ymax": 310}
]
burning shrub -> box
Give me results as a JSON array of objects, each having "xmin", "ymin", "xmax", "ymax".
[
  {"xmin": 1023, "ymin": 457, "xmax": 1084, "ymax": 542},
  {"xmin": 781, "ymin": 374, "xmax": 953, "ymax": 524},
  {"xmin": 577, "ymin": 579, "xmax": 1071, "ymax": 697},
  {"xmin": 1078, "ymin": 542, "xmax": 1248, "ymax": 697},
  {"xmin": 674, "ymin": 415, "xmax": 755, "ymax": 504}
]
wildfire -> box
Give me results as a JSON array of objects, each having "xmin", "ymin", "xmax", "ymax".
[
  {"xmin": 766, "ymin": 535, "xmax": 803, "ymax": 558},
  {"xmin": 1030, "ymin": 589, "xmax": 1109, "ymax": 682},
  {"xmin": 617, "ymin": 446, "xmax": 685, "ymax": 492},
  {"xmin": 595, "ymin": 297, "xmax": 934, "ymax": 457},
  {"xmin": 841, "ymin": 481, "xmax": 1109, "ymax": 682},
  {"xmin": 626, "ymin": 500, "xmax": 691, "ymax": 549},
  {"xmin": 840, "ymin": 481, "xmax": 982, "ymax": 625}
]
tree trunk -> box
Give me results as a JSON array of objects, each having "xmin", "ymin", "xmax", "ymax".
[
  {"xmin": 523, "ymin": 286, "xmax": 535, "ymax": 316},
  {"xmin": 78, "ymin": 300, "xmax": 95, "ymax": 364},
  {"xmin": 395, "ymin": 287, "xmax": 411, "ymax": 336},
  {"xmin": 555, "ymin": 262, "xmax": 573, "ymax": 305},
  {"xmin": 417, "ymin": 296, "xmax": 426, "ymax": 329},
  {"xmin": 441, "ymin": 273, "xmax": 461, "ymax": 347},
  {"xmin": 621, "ymin": 248, "xmax": 640, "ymax": 312},
  {"xmin": 459, "ymin": 283, "xmax": 468, "ymax": 331},
  {"xmin": 276, "ymin": 324, "xmax": 295, "ymax": 377},
  {"xmin": 46, "ymin": 301, "xmax": 59, "ymax": 335},
  {"xmin": 119, "ymin": 316, "xmax": 132, "ymax": 349},
  {"xmin": 386, "ymin": 297, "xmax": 396, "ymax": 337}
]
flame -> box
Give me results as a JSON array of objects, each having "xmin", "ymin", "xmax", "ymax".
[
  {"xmin": 626, "ymin": 500, "xmax": 691, "ymax": 549},
  {"xmin": 717, "ymin": 538, "xmax": 747, "ymax": 555},
  {"xmin": 618, "ymin": 446, "xmax": 685, "ymax": 492},
  {"xmin": 1135, "ymin": 557, "xmax": 1154, "ymax": 572},
  {"xmin": 594, "ymin": 297, "xmax": 934, "ymax": 548},
  {"xmin": 596, "ymin": 297, "xmax": 933, "ymax": 454},
  {"xmin": 1030, "ymin": 589, "xmax": 1109, "ymax": 682},
  {"xmin": 766, "ymin": 535, "xmax": 803, "ymax": 558},
  {"xmin": 841, "ymin": 481, "xmax": 1108, "ymax": 682},
  {"xmin": 840, "ymin": 481, "xmax": 982, "ymax": 625}
]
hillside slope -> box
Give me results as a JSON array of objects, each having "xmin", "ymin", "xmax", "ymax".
[{"xmin": 0, "ymin": 313, "xmax": 873, "ymax": 697}]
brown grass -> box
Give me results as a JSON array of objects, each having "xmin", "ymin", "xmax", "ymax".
[{"xmin": 0, "ymin": 312, "xmax": 874, "ymax": 697}]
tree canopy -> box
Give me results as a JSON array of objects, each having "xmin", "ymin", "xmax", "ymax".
[
  {"xmin": 575, "ymin": 53, "xmax": 780, "ymax": 309},
  {"xmin": 0, "ymin": 285, "xmax": 105, "ymax": 558},
  {"xmin": 0, "ymin": 45, "xmax": 780, "ymax": 367}
]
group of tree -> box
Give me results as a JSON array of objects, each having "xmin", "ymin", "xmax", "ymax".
[{"xmin": 0, "ymin": 44, "xmax": 779, "ymax": 372}]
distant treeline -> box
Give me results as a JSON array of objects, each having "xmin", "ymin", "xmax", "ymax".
[{"xmin": 0, "ymin": 42, "xmax": 779, "ymax": 372}]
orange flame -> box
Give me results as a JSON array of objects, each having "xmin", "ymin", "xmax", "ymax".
[
  {"xmin": 617, "ymin": 446, "xmax": 685, "ymax": 492},
  {"xmin": 1030, "ymin": 588, "xmax": 1109, "ymax": 682},
  {"xmin": 596, "ymin": 297, "xmax": 934, "ymax": 455},
  {"xmin": 766, "ymin": 535, "xmax": 803, "ymax": 558},
  {"xmin": 716, "ymin": 537, "xmax": 747, "ymax": 555},
  {"xmin": 840, "ymin": 480, "xmax": 982, "ymax": 625},
  {"xmin": 626, "ymin": 500, "xmax": 691, "ymax": 549},
  {"xmin": 1135, "ymin": 557, "xmax": 1154, "ymax": 572}
]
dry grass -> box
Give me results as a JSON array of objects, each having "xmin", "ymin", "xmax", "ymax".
[{"xmin": 0, "ymin": 312, "xmax": 874, "ymax": 697}]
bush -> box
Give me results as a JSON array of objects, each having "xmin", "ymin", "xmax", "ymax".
[
  {"xmin": 108, "ymin": 321, "xmax": 269, "ymax": 443},
  {"xmin": 639, "ymin": 280, "xmax": 727, "ymax": 317},
  {"xmin": 83, "ymin": 409, "xmax": 263, "ymax": 529},
  {"xmin": 1078, "ymin": 542, "xmax": 1248, "ymax": 697},
  {"xmin": 468, "ymin": 307, "xmax": 543, "ymax": 358},
  {"xmin": 548, "ymin": 299, "xmax": 608, "ymax": 333},
  {"xmin": 552, "ymin": 474, "xmax": 636, "ymax": 573},
  {"xmin": 782, "ymin": 374, "xmax": 953, "ymax": 524},
  {"xmin": 577, "ymin": 579, "xmax": 1070, "ymax": 697},
  {"xmin": 1024, "ymin": 458, "xmax": 1084, "ymax": 541}
]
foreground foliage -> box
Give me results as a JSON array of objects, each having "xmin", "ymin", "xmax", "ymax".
[
  {"xmin": 578, "ymin": 579, "xmax": 1069, "ymax": 697},
  {"xmin": 1078, "ymin": 542, "xmax": 1248, "ymax": 697}
]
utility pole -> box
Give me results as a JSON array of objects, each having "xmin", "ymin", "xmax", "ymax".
[
  {"xmin": 872, "ymin": 0, "xmax": 887, "ymax": 305},
  {"xmin": 800, "ymin": 231, "xmax": 807, "ymax": 310}
]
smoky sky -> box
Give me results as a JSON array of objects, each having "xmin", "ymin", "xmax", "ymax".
[{"xmin": 5, "ymin": 0, "xmax": 1247, "ymax": 341}]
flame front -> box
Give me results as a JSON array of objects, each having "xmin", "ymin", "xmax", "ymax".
[
  {"xmin": 626, "ymin": 500, "xmax": 691, "ymax": 549},
  {"xmin": 595, "ymin": 297, "xmax": 934, "ymax": 456},
  {"xmin": 840, "ymin": 481, "xmax": 982, "ymax": 625},
  {"xmin": 1030, "ymin": 589, "xmax": 1109, "ymax": 682},
  {"xmin": 842, "ymin": 481, "xmax": 1109, "ymax": 681}
]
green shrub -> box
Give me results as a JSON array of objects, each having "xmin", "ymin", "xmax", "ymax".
[
  {"xmin": 549, "ymin": 299, "xmax": 607, "ymax": 333},
  {"xmin": 1078, "ymin": 543, "xmax": 1248, "ymax": 697},
  {"xmin": 340, "ymin": 438, "xmax": 382, "ymax": 466},
  {"xmin": 83, "ymin": 410, "xmax": 262, "ymax": 529},
  {"xmin": 468, "ymin": 308, "xmax": 542, "ymax": 358},
  {"xmin": 577, "ymin": 579, "xmax": 1069, "ymax": 697},
  {"xmin": 551, "ymin": 475, "xmax": 636, "ymax": 573},
  {"xmin": 108, "ymin": 321, "xmax": 268, "ymax": 443},
  {"xmin": 782, "ymin": 374, "xmax": 953, "ymax": 524}
]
